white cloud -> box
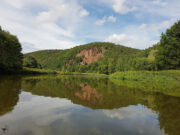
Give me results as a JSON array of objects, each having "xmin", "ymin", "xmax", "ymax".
[
  {"xmin": 138, "ymin": 20, "xmax": 175, "ymax": 36},
  {"xmin": 97, "ymin": 0, "xmax": 180, "ymax": 19},
  {"xmin": 95, "ymin": 15, "xmax": 116, "ymax": 25},
  {"xmin": 105, "ymin": 34, "xmax": 130, "ymax": 44},
  {"xmin": 103, "ymin": 105, "xmax": 156, "ymax": 120},
  {"xmin": 105, "ymin": 34, "xmax": 158, "ymax": 49},
  {"xmin": 22, "ymin": 42, "xmax": 40, "ymax": 53},
  {"xmin": 35, "ymin": 11, "xmax": 54, "ymax": 23},
  {"xmin": 138, "ymin": 24, "xmax": 147, "ymax": 30},
  {"xmin": 152, "ymin": 0, "xmax": 168, "ymax": 6},
  {"xmin": 105, "ymin": 19, "xmax": 176, "ymax": 49},
  {"xmin": 0, "ymin": 91, "xmax": 78, "ymax": 135},
  {"xmin": 107, "ymin": 16, "xmax": 117, "ymax": 22},
  {"xmin": 0, "ymin": 0, "xmax": 179, "ymax": 52},
  {"xmin": 112, "ymin": 0, "xmax": 137, "ymax": 14},
  {"xmin": 34, "ymin": 0, "xmax": 89, "ymax": 25},
  {"xmin": 148, "ymin": 20, "xmax": 173, "ymax": 32},
  {"xmin": 79, "ymin": 9, "xmax": 89, "ymax": 17},
  {"xmin": 0, "ymin": 0, "xmax": 88, "ymax": 53},
  {"xmin": 95, "ymin": 17, "xmax": 107, "ymax": 25},
  {"xmin": 133, "ymin": 0, "xmax": 180, "ymax": 18}
]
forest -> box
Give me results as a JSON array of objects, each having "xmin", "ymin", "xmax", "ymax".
[
  {"xmin": 0, "ymin": 21, "xmax": 180, "ymax": 74},
  {"xmin": 0, "ymin": 26, "xmax": 23, "ymax": 73},
  {"xmin": 24, "ymin": 21, "xmax": 180, "ymax": 74}
]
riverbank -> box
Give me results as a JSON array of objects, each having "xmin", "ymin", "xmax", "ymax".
[
  {"xmin": 22, "ymin": 67, "xmax": 108, "ymax": 76},
  {"xmin": 110, "ymin": 70, "xmax": 180, "ymax": 97},
  {"xmin": 4, "ymin": 68, "xmax": 180, "ymax": 97}
]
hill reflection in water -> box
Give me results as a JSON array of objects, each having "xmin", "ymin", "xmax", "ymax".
[{"xmin": 0, "ymin": 75, "xmax": 179, "ymax": 135}]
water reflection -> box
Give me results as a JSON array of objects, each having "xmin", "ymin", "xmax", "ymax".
[
  {"xmin": 0, "ymin": 75, "xmax": 179, "ymax": 135},
  {"xmin": 153, "ymin": 93, "xmax": 180, "ymax": 135},
  {"xmin": 75, "ymin": 84, "xmax": 103, "ymax": 104},
  {"xmin": 0, "ymin": 76, "xmax": 21, "ymax": 116},
  {"xmin": 22, "ymin": 76, "xmax": 149, "ymax": 109}
]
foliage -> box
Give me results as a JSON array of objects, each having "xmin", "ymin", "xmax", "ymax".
[
  {"xmin": 155, "ymin": 21, "xmax": 180, "ymax": 70},
  {"xmin": 23, "ymin": 67, "xmax": 108, "ymax": 76},
  {"xmin": 22, "ymin": 67, "xmax": 58, "ymax": 75},
  {"xmin": 23, "ymin": 20, "xmax": 179, "ymax": 74},
  {"xmin": 21, "ymin": 74, "xmax": 180, "ymax": 135},
  {"xmin": 22, "ymin": 69, "xmax": 180, "ymax": 97},
  {"xmin": 0, "ymin": 27, "xmax": 23, "ymax": 73},
  {"xmin": 0, "ymin": 76, "xmax": 21, "ymax": 116},
  {"xmin": 25, "ymin": 42, "xmax": 157, "ymax": 74},
  {"xmin": 110, "ymin": 70, "xmax": 180, "ymax": 96},
  {"xmin": 23, "ymin": 56, "xmax": 41, "ymax": 68},
  {"xmin": 21, "ymin": 75, "xmax": 161, "ymax": 109},
  {"xmin": 1, "ymin": 74, "xmax": 179, "ymax": 135}
]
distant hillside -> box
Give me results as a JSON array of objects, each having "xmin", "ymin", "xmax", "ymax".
[{"xmin": 24, "ymin": 42, "xmax": 158, "ymax": 74}]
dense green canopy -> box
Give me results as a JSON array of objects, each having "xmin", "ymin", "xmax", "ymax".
[
  {"xmin": 24, "ymin": 42, "xmax": 157, "ymax": 74},
  {"xmin": 0, "ymin": 26, "xmax": 23, "ymax": 73},
  {"xmin": 23, "ymin": 56, "xmax": 41, "ymax": 68},
  {"xmin": 155, "ymin": 21, "xmax": 180, "ymax": 70},
  {"xmin": 0, "ymin": 20, "xmax": 179, "ymax": 74}
]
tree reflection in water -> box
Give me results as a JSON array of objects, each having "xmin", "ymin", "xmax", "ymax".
[{"xmin": 0, "ymin": 75, "xmax": 179, "ymax": 135}]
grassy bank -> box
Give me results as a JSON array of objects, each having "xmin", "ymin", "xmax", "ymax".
[
  {"xmin": 110, "ymin": 70, "xmax": 180, "ymax": 97},
  {"xmin": 22, "ymin": 68, "xmax": 58, "ymax": 75},
  {"xmin": 21, "ymin": 68, "xmax": 180, "ymax": 96},
  {"xmin": 23, "ymin": 68, "xmax": 107, "ymax": 77}
]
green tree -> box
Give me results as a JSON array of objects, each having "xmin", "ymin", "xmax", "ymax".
[
  {"xmin": 23, "ymin": 56, "xmax": 39, "ymax": 68},
  {"xmin": 0, "ymin": 27, "xmax": 23, "ymax": 73},
  {"xmin": 155, "ymin": 21, "xmax": 180, "ymax": 70}
]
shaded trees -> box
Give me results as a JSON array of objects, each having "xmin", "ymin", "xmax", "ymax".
[
  {"xmin": 0, "ymin": 27, "xmax": 23, "ymax": 73},
  {"xmin": 23, "ymin": 56, "xmax": 41, "ymax": 68},
  {"xmin": 23, "ymin": 20, "xmax": 180, "ymax": 73},
  {"xmin": 155, "ymin": 21, "xmax": 180, "ymax": 70}
]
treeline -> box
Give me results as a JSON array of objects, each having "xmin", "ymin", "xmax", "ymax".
[
  {"xmin": 24, "ymin": 41, "xmax": 159, "ymax": 74},
  {"xmin": 155, "ymin": 21, "xmax": 180, "ymax": 69},
  {"xmin": 0, "ymin": 20, "xmax": 179, "ymax": 74},
  {"xmin": 25, "ymin": 42, "xmax": 142, "ymax": 74},
  {"xmin": 0, "ymin": 26, "xmax": 23, "ymax": 73},
  {"xmin": 24, "ymin": 20, "xmax": 180, "ymax": 74}
]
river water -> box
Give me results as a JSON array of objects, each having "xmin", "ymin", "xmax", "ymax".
[{"xmin": 0, "ymin": 75, "xmax": 179, "ymax": 135}]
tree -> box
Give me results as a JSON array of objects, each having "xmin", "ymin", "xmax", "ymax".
[
  {"xmin": 23, "ymin": 56, "xmax": 39, "ymax": 68},
  {"xmin": 155, "ymin": 21, "xmax": 180, "ymax": 70},
  {"xmin": 0, "ymin": 27, "xmax": 23, "ymax": 73}
]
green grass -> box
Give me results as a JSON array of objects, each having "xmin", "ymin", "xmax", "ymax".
[
  {"xmin": 22, "ymin": 68, "xmax": 180, "ymax": 97},
  {"xmin": 23, "ymin": 67, "xmax": 107, "ymax": 77},
  {"xmin": 110, "ymin": 70, "xmax": 180, "ymax": 97},
  {"xmin": 22, "ymin": 67, "xmax": 58, "ymax": 75}
]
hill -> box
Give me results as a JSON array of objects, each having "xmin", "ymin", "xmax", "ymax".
[{"xmin": 24, "ymin": 42, "xmax": 157, "ymax": 74}]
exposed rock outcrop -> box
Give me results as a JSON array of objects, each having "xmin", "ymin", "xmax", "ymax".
[
  {"xmin": 65, "ymin": 47, "xmax": 105, "ymax": 66},
  {"xmin": 76, "ymin": 47, "xmax": 105, "ymax": 65},
  {"xmin": 75, "ymin": 84, "xmax": 103, "ymax": 104}
]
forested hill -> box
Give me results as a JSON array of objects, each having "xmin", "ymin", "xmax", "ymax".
[
  {"xmin": 24, "ymin": 20, "xmax": 180, "ymax": 74},
  {"xmin": 24, "ymin": 42, "xmax": 157, "ymax": 74}
]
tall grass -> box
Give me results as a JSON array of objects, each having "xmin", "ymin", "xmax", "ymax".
[
  {"xmin": 110, "ymin": 70, "xmax": 180, "ymax": 97},
  {"xmin": 23, "ymin": 67, "xmax": 107, "ymax": 77}
]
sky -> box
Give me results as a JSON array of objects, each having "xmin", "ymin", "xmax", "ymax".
[{"xmin": 0, "ymin": 0, "xmax": 179, "ymax": 53}]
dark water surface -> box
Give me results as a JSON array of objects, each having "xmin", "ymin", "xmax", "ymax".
[{"xmin": 0, "ymin": 75, "xmax": 180, "ymax": 135}]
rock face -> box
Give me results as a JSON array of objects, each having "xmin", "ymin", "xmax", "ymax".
[
  {"xmin": 76, "ymin": 47, "xmax": 105, "ymax": 65},
  {"xmin": 75, "ymin": 84, "xmax": 102, "ymax": 104}
]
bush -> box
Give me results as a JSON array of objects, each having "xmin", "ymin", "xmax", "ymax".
[{"xmin": 23, "ymin": 56, "xmax": 41, "ymax": 68}]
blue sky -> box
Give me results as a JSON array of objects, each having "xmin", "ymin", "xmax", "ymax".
[{"xmin": 0, "ymin": 0, "xmax": 179, "ymax": 53}]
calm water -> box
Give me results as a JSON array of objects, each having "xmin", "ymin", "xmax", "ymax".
[{"xmin": 0, "ymin": 75, "xmax": 180, "ymax": 135}]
